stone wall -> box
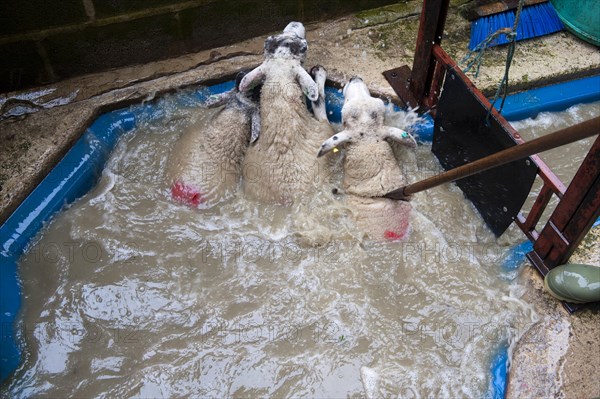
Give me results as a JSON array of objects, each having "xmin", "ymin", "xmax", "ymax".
[{"xmin": 0, "ymin": 0, "xmax": 400, "ymax": 93}]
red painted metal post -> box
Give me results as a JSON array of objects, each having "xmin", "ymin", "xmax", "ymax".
[
  {"xmin": 383, "ymin": 0, "xmax": 450, "ymax": 109},
  {"xmin": 382, "ymin": 0, "xmax": 598, "ymax": 311},
  {"xmin": 523, "ymin": 183, "xmax": 554, "ymax": 234},
  {"xmin": 425, "ymin": 59, "xmax": 445, "ymax": 110},
  {"xmin": 529, "ymin": 135, "xmax": 600, "ymax": 271},
  {"xmin": 410, "ymin": 0, "xmax": 450, "ymax": 107}
]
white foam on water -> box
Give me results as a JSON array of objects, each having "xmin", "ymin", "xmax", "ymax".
[{"xmin": 4, "ymin": 90, "xmax": 568, "ymax": 399}]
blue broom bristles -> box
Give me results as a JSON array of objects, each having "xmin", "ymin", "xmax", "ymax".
[{"xmin": 469, "ymin": 1, "xmax": 564, "ymax": 50}]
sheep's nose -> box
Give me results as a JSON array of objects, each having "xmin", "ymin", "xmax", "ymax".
[
  {"xmin": 349, "ymin": 77, "xmax": 363, "ymax": 83},
  {"xmin": 284, "ymin": 21, "xmax": 306, "ymax": 39}
]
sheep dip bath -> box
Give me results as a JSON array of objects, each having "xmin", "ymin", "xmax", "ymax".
[{"xmin": 4, "ymin": 91, "xmax": 540, "ymax": 398}]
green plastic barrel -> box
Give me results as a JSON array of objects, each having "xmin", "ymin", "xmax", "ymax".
[{"xmin": 550, "ymin": 0, "xmax": 600, "ymax": 46}]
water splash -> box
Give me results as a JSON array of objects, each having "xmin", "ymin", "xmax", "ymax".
[{"xmin": 4, "ymin": 90, "xmax": 539, "ymax": 399}]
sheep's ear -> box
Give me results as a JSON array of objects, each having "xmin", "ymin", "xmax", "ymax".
[
  {"xmin": 310, "ymin": 65, "xmax": 328, "ymax": 122},
  {"xmin": 239, "ymin": 65, "xmax": 265, "ymax": 92},
  {"xmin": 295, "ymin": 66, "xmax": 319, "ymax": 102},
  {"xmin": 317, "ymin": 130, "xmax": 352, "ymax": 157},
  {"xmin": 250, "ymin": 109, "xmax": 261, "ymax": 144},
  {"xmin": 383, "ymin": 127, "xmax": 417, "ymax": 148}
]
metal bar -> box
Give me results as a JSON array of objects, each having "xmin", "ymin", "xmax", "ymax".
[
  {"xmin": 534, "ymin": 221, "xmax": 570, "ymax": 265},
  {"xmin": 532, "ymin": 155, "xmax": 567, "ymax": 196},
  {"xmin": 526, "ymin": 249, "xmax": 551, "ymax": 275},
  {"xmin": 561, "ymin": 175, "xmax": 600, "ymax": 262},
  {"xmin": 547, "ymin": 135, "xmax": 600, "ymax": 231},
  {"xmin": 535, "ymin": 136, "xmax": 600, "ymax": 266},
  {"xmin": 516, "ymin": 212, "xmax": 540, "ymax": 241},
  {"xmin": 384, "ymin": 117, "xmax": 600, "ymax": 200},
  {"xmin": 425, "ymin": 59, "xmax": 445, "ymax": 111},
  {"xmin": 524, "ymin": 183, "xmax": 554, "ymax": 233},
  {"xmin": 409, "ymin": 0, "xmax": 450, "ymax": 106},
  {"xmin": 532, "ymin": 136, "xmax": 600, "ymax": 269}
]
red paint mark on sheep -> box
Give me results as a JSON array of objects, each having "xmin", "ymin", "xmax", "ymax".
[
  {"xmin": 171, "ymin": 181, "xmax": 206, "ymax": 207},
  {"xmin": 384, "ymin": 230, "xmax": 405, "ymax": 241},
  {"xmin": 383, "ymin": 214, "xmax": 410, "ymax": 241}
]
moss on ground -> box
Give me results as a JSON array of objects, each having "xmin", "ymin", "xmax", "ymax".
[{"xmin": 354, "ymin": 1, "xmax": 420, "ymax": 28}]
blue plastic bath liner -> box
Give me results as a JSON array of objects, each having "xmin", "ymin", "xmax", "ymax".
[
  {"xmin": 0, "ymin": 80, "xmax": 234, "ymax": 382},
  {"xmin": 501, "ymin": 74, "xmax": 600, "ymax": 121},
  {"xmin": 489, "ymin": 346, "xmax": 509, "ymax": 399},
  {"xmin": 1, "ymin": 74, "xmax": 599, "ymax": 385}
]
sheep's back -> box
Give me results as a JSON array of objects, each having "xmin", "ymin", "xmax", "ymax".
[
  {"xmin": 343, "ymin": 140, "xmax": 406, "ymax": 197},
  {"xmin": 242, "ymin": 69, "xmax": 334, "ymax": 204},
  {"xmin": 346, "ymin": 195, "xmax": 412, "ymax": 241},
  {"xmin": 167, "ymin": 105, "xmax": 251, "ymax": 203}
]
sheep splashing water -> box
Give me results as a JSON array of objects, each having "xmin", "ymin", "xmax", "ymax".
[
  {"xmin": 239, "ymin": 22, "xmax": 336, "ymax": 206},
  {"xmin": 318, "ymin": 77, "xmax": 417, "ymax": 241},
  {"xmin": 4, "ymin": 83, "xmax": 540, "ymax": 399},
  {"xmin": 166, "ymin": 71, "xmax": 260, "ymax": 208}
]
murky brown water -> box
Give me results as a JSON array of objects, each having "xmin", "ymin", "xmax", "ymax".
[
  {"xmin": 8, "ymin": 93, "xmax": 584, "ymax": 398},
  {"xmin": 511, "ymin": 101, "xmax": 600, "ymax": 228}
]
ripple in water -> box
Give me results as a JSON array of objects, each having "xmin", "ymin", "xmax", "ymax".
[{"xmin": 4, "ymin": 91, "xmax": 545, "ymax": 398}]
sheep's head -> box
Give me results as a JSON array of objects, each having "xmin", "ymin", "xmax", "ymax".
[
  {"xmin": 341, "ymin": 77, "xmax": 386, "ymax": 130},
  {"xmin": 240, "ymin": 22, "xmax": 318, "ymax": 101},
  {"xmin": 283, "ymin": 21, "xmax": 306, "ymax": 39},
  {"xmin": 317, "ymin": 78, "xmax": 417, "ymax": 157},
  {"xmin": 263, "ymin": 22, "xmax": 308, "ymax": 62}
]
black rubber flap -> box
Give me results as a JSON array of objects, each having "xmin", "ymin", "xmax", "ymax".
[{"xmin": 432, "ymin": 69, "xmax": 538, "ymax": 236}]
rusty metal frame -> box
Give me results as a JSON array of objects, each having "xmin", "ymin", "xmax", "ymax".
[{"xmin": 385, "ymin": 0, "xmax": 600, "ymax": 312}]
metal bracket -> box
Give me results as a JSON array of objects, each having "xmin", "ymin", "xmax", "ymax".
[{"xmin": 382, "ymin": 66, "xmax": 418, "ymax": 109}]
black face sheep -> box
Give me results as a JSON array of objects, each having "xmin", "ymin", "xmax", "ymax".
[
  {"xmin": 167, "ymin": 71, "xmax": 260, "ymax": 207},
  {"xmin": 239, "ymin": 21, "xmax": 335, "ymax": 206},
  {"xmin": 318, "ymin": 77, "xmax": 417, "ymax": 240}
]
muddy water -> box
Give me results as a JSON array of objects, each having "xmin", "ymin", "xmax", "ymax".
[
  {"xmin": 5, "ymin": 92, "xmax": 541, "ymax": 398},
  {"xmin": 510, "ymin": 101, "xmax": 600, "ymax": 227}
]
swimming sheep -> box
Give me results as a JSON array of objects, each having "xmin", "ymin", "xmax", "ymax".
[
  {"xmin": 318, "ymin": 77, "xmax": 417, "ymax": 240},
  {"xmin": 167, "ymin": 72, "xmax": 260, "ymax": 207},
  {"xmin": 239, "ymin": 22, "xmax": 335, "ymax": 205}
]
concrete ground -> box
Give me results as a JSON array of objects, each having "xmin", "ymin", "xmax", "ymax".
[
  {"xmin": 506, "ymin": 226, "xmax": 600, "ymax": 399},
  {"xmin": 1, "ymin": 1, "xmax": 599, "ymax": 397}
]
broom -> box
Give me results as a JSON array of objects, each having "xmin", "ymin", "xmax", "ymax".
[{"xmin": 468, "ymin": 0, "xmax": 564, "ymax": 50}]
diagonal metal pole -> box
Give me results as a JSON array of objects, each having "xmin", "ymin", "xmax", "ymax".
[{"xmin": 384, "ymin": 116, "xmax": 600, "ymax": 200}]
